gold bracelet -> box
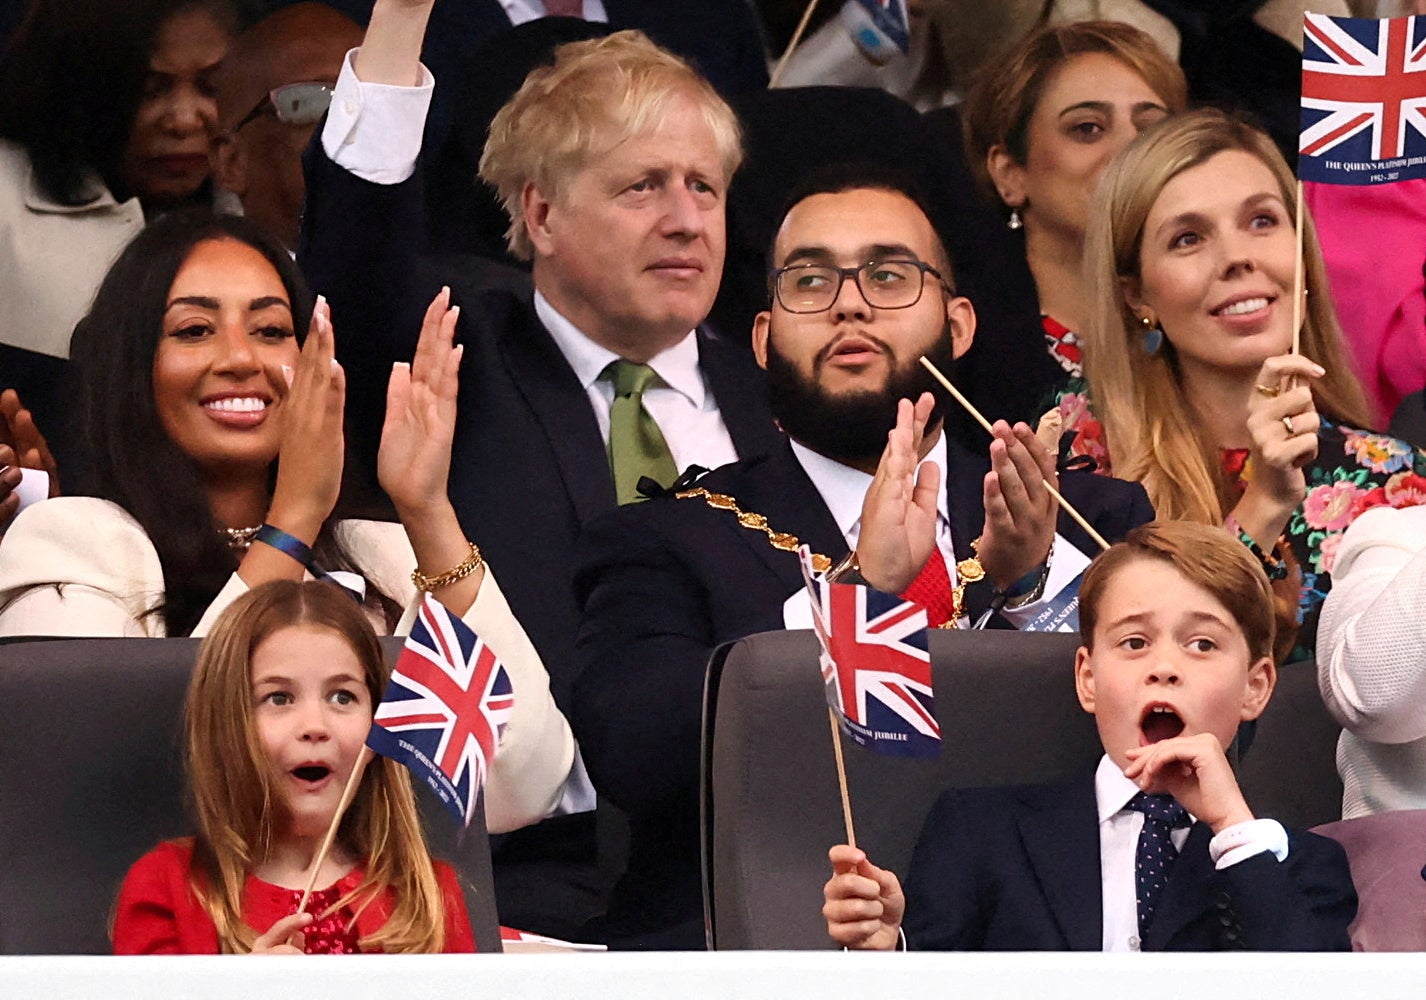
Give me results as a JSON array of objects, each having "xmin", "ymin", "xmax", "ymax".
[{"xmin": 411, "ymin": 541, "xmax": 483, "ymax": 592}]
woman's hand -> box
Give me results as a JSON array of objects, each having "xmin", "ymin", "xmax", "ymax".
[
  {"xmin": 266, "ymin": 297, "xmax": 345, "ymax": 543},
  {"xmin": 379, "ymin": 288, "xmax": 462, "ymax": 519},
  {"xmin": 1234, "ymin": 353, "xmax": 1324, "ymax": 546}
]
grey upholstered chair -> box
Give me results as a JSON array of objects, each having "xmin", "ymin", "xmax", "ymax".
[
  {"xmin": 0, "ymin": 636, "xmax": 501, "ymax": 954},
  {"xmin": 701, "ymin": 629, "xmax": 1344, "ymax": 950}
]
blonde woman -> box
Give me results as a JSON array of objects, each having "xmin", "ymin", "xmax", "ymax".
[{"xmin": 1081, "ymin": 108, "xmax": 1426, "ymax": 660}]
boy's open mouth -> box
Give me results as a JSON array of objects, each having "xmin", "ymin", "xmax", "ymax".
[
  {"xmin": 292, "ymin": 764, "xmax": 332, "ymax": 783},
  {"xmin": 1140, "ymin": 704, "xmax": 1185, "ymax": 745}
]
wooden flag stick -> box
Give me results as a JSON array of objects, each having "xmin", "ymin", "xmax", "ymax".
[
  {"xmin": 769, "ymin": 0, "xmax": 821, "ymax": 88},
  {"xmin": 827, "ymin": 707, "xmax": 857, "ymax": 849},
  {"xmin": 296, "ymin": 746, "xmax": 374, "ymax": 914},
  {"xmin": 919, "ymin": 355, "xmax": 1111, "ymax": 552},
  {"xmin": 1292, "ymin": 178, "xmax": 1305, "ymax": 356}
]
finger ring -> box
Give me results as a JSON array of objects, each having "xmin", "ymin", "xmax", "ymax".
[
  {"xmin": 1254, "ymin": 384, "xmax": 1280, "ymax": 399},
  {"xmin": 1282, "ymin": 415, "xmax": 1295, "ymax": 435}
]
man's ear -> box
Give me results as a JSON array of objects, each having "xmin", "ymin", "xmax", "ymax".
[
  {"xmin": 751, "ymin": 310, "xmax": 772, "ymax": 370},
  {"xmin": 946, "ymin": 294, "xmax": 976, "ymax": 359},
  {"xmin": 211, "ymin": 135, "xmax": 246, "ymax": 198},
  {"xmin": 522, "ymin": 181, "xmax": 555, "ymax": 256},
  {"xmin": 1239, "ymin": 655, "xmax": 1278, "ymax": 722},
  {"xmin": 1074, "ymin": 646, "xmax": 1097, "ymax": 714},
  {"xmin": 986, "ymin": 144, "xmax": 1027, "ymax": 212}
]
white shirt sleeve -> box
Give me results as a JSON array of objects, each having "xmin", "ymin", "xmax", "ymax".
[
  {"xmin": 1209, "ymin": 818, "xmax": 1290, "ymax": 869},
  {"xmin": 319, "ymin": 48, "xmax": 435, "ymax": 185}
]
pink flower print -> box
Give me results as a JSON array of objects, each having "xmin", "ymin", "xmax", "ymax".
[
  {"xmin": 1342, "ymin": 429, "xmax": 1413, "ymax": 474},
  {"xmin": 1385, "ymin": 471, "xmax": 1426, "ymax": 509},
  {"xmin": 1315, "ymin": 532, "xmax": 1343, "ymax": 575},
  {"xmin": 1302, "ymin": 481, "xmax": 1366, "ymax": 532}
]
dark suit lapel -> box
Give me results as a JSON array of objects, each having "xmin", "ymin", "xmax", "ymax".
[
  {"xmin": 695, "ymin": 330, "xmax": 781, "ymax": 460},
  {"xmin": 1143, "ymin": 821, "xmax": 1216, "ymax": 950},
  {"xmin": 714, "ymin": 442, "xmax": 849, "ymax": 593},
  {"xmin": 1013, "ymin": 773, "xmax": 1104, "ymax": 951},
  {"xmin": 497, "ymin": 299, "xmax": 616, "ymax": 522}
]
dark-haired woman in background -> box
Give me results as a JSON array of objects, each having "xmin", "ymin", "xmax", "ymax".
[
  {"xmin": 0, "ymin": 0, "xmax": 254, "ymax": 364},
  {"xmin": 959, "ymin": 20, "xmax": 1186, "ymax": 461}
]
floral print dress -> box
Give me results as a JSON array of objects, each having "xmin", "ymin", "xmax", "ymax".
[{"xmin": 1228, "ymin": 422, "xmax": 1426, "ymax": 654}]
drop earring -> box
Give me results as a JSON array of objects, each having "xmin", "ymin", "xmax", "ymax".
[
  {"xmin": 1007, "ymin": 208, "xmax": 1023, "ymax": 230},
  {"xmin": 1140, "ymin": 315, "xmax": 1163, "ymax": 355}
]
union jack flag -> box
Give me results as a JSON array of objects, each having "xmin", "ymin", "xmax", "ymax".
[
  {"xmin": 365, "ymin": 594, "xmax": 514, "ymax": 829},
  {"xmin": 799, "ymin": 547, "xmax": 940, "ymax": 759},
  {"xmin": 1299, "ymin": 13, "xmax": 1426, "ymax": 185}
]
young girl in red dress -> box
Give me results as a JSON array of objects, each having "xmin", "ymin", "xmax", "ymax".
[{"xmin": 113, "ymin": 579, "xmax": 475, "ymax": 954}]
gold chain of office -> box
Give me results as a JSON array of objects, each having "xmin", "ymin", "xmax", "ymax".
[{"xmin": 673, "ymin": 486, "xmax": 985, "ymax": 628}]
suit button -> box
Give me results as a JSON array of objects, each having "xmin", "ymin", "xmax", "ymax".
[
  {"xmin": 1214, "ymin": 891, "xmax": 1232, "ymax": 908},
  {"xmin": 1219, "ymin": 913, "xmax": 1235, "ymax": 927}
]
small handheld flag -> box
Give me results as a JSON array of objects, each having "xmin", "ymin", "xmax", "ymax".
[
  {"xmin": 1299, "ymin": 13, "xmax": 1426, "ymax": 186},
  {"xmin": 800, "ymin": 547, "xmax": 940, "ymax": 759},
  {"xmin": 842, "ymin": 0, "xmax": 910, "ymax": 62},
  {"xmin": 366, "ymin": 594, "xmax": 514, "ymax": 829}
]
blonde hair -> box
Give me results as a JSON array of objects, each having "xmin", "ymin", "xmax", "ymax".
[
  {"xmin": 1082, "ymin": 108, "xmax": 1373, "ymax": 524},
  {"xmin": 961, "ymin": 19, "xmax": 1187, "ymax": 216},
  {"xmin": 1080, "ymin": 520, "xmax": 1279, "ymax": 663},
  {"xmin": 478, "ymin": 29, "xmax": 743, "ymax": 260},
  {"xmin": 185, "ymin": 580, "xmax": 449, "ymax": 953}
]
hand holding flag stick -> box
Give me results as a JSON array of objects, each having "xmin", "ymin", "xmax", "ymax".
[{"xmin": 917, "ymin": 356, "xmax": 1110, "ymax": 552}]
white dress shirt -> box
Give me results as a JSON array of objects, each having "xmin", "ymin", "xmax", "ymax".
[
  {"xmin": 320, "ymin": 52, "xmax": 740, "ymax": 478},
  {"xmin": 1094, "ymin": 754, "xmax": 1289, "ymax": 952},
  {"xmin": 534, "ymin": 293, "xmax": 738, "ymax": 473},
  {"xmin": 497, "ymin": 0, "xmax": 608, "ymax": 24},
  {"xmin": 781, "ymin": 431, "xmax": 1090, "ymax": 629}
]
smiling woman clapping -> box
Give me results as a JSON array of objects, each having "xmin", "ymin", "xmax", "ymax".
[{"xmin": 0, "ymin": 210, "xmax": 572, "ymax": 833}]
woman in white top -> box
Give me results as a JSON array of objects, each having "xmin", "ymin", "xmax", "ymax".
[
  {"xmin": 0, "ymin": 210, "xmax": 573, "ymax": 832},
  {"xmin": 1317, "ymin": 505, "xmax": 1426, "ymax": 817}
]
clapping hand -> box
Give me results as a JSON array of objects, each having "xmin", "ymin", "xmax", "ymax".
[
  {"xmin": 378, "ymin": 287, "xmax": 462, "ymax": 518},
  {"xmin": 1, "ymin": 389, "xmax": 60, "ymax": 524},
  {"xmin": 855, "ymin": 393, "xmax": 940, "ymax": 594},
  {"xmin": 976, "ymin": 420, "xmax": 1057, "ymax": 590},
  {"xmin": 266, "ymin": 297, "xmax": 345, "ymax": 542}
]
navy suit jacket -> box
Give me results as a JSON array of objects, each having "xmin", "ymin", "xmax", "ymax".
[
  {"xmin": 903, "ymin": 770, "xmax": 1357, "ymax": 952},
  {"xmin": 571, "ymin": 439, "xmax": 1155, "ymax": 948},
  {"xmin": 299, "ymin": 140, "xmax": 781, "ymax": 939}
]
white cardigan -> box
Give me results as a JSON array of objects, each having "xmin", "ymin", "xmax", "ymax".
[
  {"xmin": 1316, "ymin": 504, "xmax": 1426, "ymax": 817},
  {"xmin": 0, "ymin": 496, "xmax": 575, "ymax": 834}
]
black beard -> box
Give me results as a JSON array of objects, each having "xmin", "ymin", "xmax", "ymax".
[{"xmin": 764, "ymin": 319, "xmax": 960, "ymax": 467}]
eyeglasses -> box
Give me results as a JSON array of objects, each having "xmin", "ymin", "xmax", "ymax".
[
  {"xmin": 234, "ymin": 82, "xmax": 334, "ymax": 131},
  {"xmin": 769, "ymin": 259, "xmax": 951, "ymax": 314}
]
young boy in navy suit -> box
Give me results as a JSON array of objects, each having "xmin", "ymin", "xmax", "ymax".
[{"xmin": 823, "ymin": 520, "xmax": 1357, "ymax": 951}]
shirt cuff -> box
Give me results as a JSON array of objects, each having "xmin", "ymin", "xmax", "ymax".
[
  {"xmin": 1209, "ymin": 818, "xmax": 1290, "ymax": 869},
  {"xmin": 999, "ymin": 533, "xmax": 1090, "ymax": 630},
  {"xmin": 784, "ymin": 589, "xmax": 814, "ymax": 629},
  {"xmin": 320, "ymin": 48, "xmax": 434, "ymax": 185}
]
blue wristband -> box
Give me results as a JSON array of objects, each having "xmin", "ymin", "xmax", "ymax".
[{"xmin": 253, "ymin": 525, "xmax": 364, "ymax": 603}]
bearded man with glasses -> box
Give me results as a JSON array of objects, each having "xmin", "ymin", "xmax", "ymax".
[
  {"xmin": 211, "ymin": 2, "xmax": 363, "ymax": 250},
  {"xmin": 568, "ymin": 164, "xmax": 1155, "ymax": 950}
]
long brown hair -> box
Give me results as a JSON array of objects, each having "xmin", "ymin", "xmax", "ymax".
[
  {"xmin": 185, "ymin": 580, "xmax": 447, "ymax": 953},
  {"xmin": 1082, "ymin": 108, "xmax": 1373, "ymax": 524}
]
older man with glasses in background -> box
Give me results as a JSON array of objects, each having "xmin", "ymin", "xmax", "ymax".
[
  {"xmin": 569, "ymin": 164, "xmax": 1154, "ymax": 949},
  {"xmin": 211, "ymin": 2, "xmax": 363, "ymax": 250}
]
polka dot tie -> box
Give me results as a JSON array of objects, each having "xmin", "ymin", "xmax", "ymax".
[{"xmin": 1126, "ymin": 792, "xmax": 1190, "ymax": 938}]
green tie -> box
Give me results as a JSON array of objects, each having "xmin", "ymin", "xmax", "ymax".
[{"xmin": 605, "ymin": 360, "xmax": 679, "ymax": 504}]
